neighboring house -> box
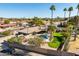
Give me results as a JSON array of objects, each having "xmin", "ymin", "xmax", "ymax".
[
  {"xmin": 18, "ymin": 22, "xmax": 29, "ymax": 27},
  {"xmin": 10, "ymin": 22, "xmax": 16, "ymax": 24},
  {"xmin": 0, "ymin": 24, "xmax": 16, "ymax": 28},
  {"xmin": 40, "ymin": 25, "xmax": 48, "ymax": 31},
  {"xmin": 53, "ymin": 22, "xmax": 61, "ymax": 28},
  {"xmin": 22, "ymin": 23, "xmax": 28, "ymax": 27}
]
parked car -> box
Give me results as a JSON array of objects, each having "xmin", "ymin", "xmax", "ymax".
[{"xmin": 15, "ymin": 32, "xmax": 29, "ymax": 36}]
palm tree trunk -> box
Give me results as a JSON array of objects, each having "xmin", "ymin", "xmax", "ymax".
[
  {"xmin": 50, "ymin": 11, "xmax": 53, "ymax": 24},
  {"xmin": 69, "ymin": 11, "xmax": 71, "ymax": 21},
  {"xmin": 49, "ymin": 11, "xmax": 53, "ymax": 41},
  {"xmin": 39, "ymin": 26, "xmax": 41, "ymax": 30},
  {"xmin": 73, "ymin": 10, "xmax": 79, "ymax": 41},
  {"xmin": 74, "ymin": 10, "xmax": 79, "ymax": 41},
  {"xmin": 64, "ymin": 11, "xmax": 66, "ymax": 19},
  {"xmin": 51, "ymin": 11, "xmax": 53, "ymax": 24},
  {"xmin": 27, "ymin": 26, "xmax": 28, "ymax": 34},
  {"xmin": 74, "ymin": 29, "xmax": 77, "ymax": 41},
  {"xmin": 74, "ymin": 11, "xmax": 79, "ymax": 41},
  {"xmin": 49, "ymin": 30, "xmax": 52, "ymax": 41},
  {"xmin": 74, "ymin": 16, "xmax": 78, "ymax": 41},
  {"xmin": 77, "ymin": 10, "xmax": 79, "ymax": 16}
]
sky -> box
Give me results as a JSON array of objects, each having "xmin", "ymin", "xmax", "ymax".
[{"xmin": 0, "ymin": 3, "xmax": 78, "ymax": 18}]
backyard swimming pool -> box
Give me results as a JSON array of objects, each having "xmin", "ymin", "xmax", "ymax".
[{"xmin": 39, "ymin": 34, "xmax": 49, "ymax": 42}]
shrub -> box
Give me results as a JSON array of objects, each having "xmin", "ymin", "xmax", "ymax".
[
  {"xmin": 28, "ymin": 37, "xmax": 43, "ymax": 47},
  {"xmin": 61, "ymin": 32, "xmax": 70, "ymax": 39},
  {"xmin": 4, "ymin": 19, "xmax": 11, "ymax": 24},
  {"xmin": 48, "ymin": 25, "xmax": 56, "ymax": 31},
  {"xmin": 1, "ymin": 30, "xmax": 11, "ymax": 36},
  {"xmin": 48, "ymin": 41, "xmax": 60, "ymax": 48},
  {"xmin": 8, "ymin": 37, "xmax": 23, "ymax": 44}
]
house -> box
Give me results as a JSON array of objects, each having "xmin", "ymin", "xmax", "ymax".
[{"xmin": 0, "ymin": 24, "xmax": 16, "ymax": 28}]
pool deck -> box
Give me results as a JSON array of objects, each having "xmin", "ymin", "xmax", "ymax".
[{"xmin": 68, "ymin": 35, "xmax": 79, "ymax": 54}]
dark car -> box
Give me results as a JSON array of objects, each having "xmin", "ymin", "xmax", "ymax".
[
  {"xmin": 37, "ymin": 31, "xmax": 47, "ymax": 34},
  {"xmin": 16, "ymin": 32, "xmax": 29, "ymax": 36}
]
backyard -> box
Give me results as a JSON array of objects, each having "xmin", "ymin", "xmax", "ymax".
[{"xmin": 0, "ymin": 3, "xmax": 79, "ymax": 56}]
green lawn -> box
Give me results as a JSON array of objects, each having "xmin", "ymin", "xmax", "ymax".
[
  {"xmin": 48, "ymin": 32, "xmax": 64, "ymax": 48},
  {"xmin": 48, "ymin": 37, "xmax": 61, "ymax": 48},
  {"xmin": 53, "ymin": 32, "xmax": 63, "ymax": 37}
]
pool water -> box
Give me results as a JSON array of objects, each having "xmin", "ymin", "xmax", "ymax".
[
  {"xmin": 40, "ymin": 34, "xmax": 48, "ymax": 39},
  {"xmin": 39, "ymin": 34, "xmax": 50, "ymax": 42}
]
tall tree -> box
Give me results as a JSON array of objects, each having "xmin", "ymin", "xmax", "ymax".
[
  {"xmin": 49, "ymin": 5, "xmax": 56, "ymax": 41},
  {"xmin": 77, "ymin": 4, "xmax": 79, "ymax": 16},
  {"xmin": 63, "ymin": 8, "xmax": 67, "ymax": 19},
  {"xmin": 73, "ymin": 16, "xmax": 78, "ymax": 41},
  {"xmin": 48, "ymin": 25, "xmax": 56, "ymax": 41},
  {"xmin": 76, "ymin": 4, "xmax": 79, "ymax": 30},
  {"xmin": 68, "ymin": 7, "xmax": 73, "ymax": 21},
  {"xmin": 4, "ymin": 19, "xmax": 11, "ymax": 24},
  {"xmin": 73, "ymin": 4, "xmax": 79, "ymax": 41},
  {"xmin": 50, "ymin": 5, "xmax": 56, "ymax": 24}
]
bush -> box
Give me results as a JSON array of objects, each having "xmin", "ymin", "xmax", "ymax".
[
  {"xmin": 8, "ymin": 37, "xmax": 22, "ymax": 44},
  {"xmin": 4, "ymin": 19, "xmax": 11, "ymax": 24},
  {"xmin": 48, "ymin": 25, "xmax": 56, "ymax": 31},
  {"xmin": 1, "ymin": 30, "xmax": 11, "ymax": 36},
  {"xmin": 48, "ymin": 41, "xmax": 60, "ymax": 48},
  {"xmin": 61, "ymin": 32, "xmax": 70, "ymax": 39},
  {"xmin": 28, "ymin": 37, "xmax": 43, "ymax": 47},
  {"xmin": 8, "ymin": 37, "xmax": 15, "ymax": 43}
]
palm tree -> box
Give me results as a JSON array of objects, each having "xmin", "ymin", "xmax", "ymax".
[
  {"xmin": 73, "ymin": 4, "xmax": 79, "ymax": 41},
  {"xmin": 76, "ymin": 4, "xmax": 79, "ymax": 33},
  {"xmin": 49, "ymin": 5, "xmax": 56, "ymax": 41},
  {"xmin": 77, "ymin": 4, "xmax": 79, "ymax": 16},
  {"xmin": 48, "ymin": 26, "xmax": 56, "ymax": 41},
  {"xmin": 68, "ymin": 7, "xmax": 73, "ymax": 21},
  {"xmin": 50, "ymin": 5, "xmax": 56, "ymax": 24},
  {"xmin": 73, "ymin": 16, "xmax": 78, "ymax": 41},
  {"xmin": 63, "ymin": 8, "xmax": 67, "ymax": 19}
]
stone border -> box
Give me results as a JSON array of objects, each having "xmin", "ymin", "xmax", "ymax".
[{"xmin": 8, "ymin": 42, "xmax": 78, "ymax": 56}]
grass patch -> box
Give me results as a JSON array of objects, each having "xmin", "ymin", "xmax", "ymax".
[
  {"xmin": 48, "ymin": 41, "xmax": 60, "ymax": 48},
  {"xmin": 48, "ymin": 37, "xmax": 61, "ymax": 48},
  {"xmin": 48, "ymin": 32, "xmax": 64, "ymax": 48},
  {"xmin": 53, "ymin": 32, "xmax": 63, "ymax": 37}
]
